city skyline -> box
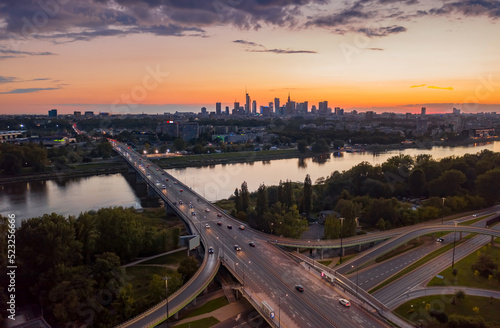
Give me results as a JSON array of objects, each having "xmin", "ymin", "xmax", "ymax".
[{"xmin": 1, "ymin": 0, "xmax": 500, "ymax": 115}]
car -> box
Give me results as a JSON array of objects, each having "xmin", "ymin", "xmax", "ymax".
[
  {"xmin": 208, "ymin": 246, "xmax": 214, "ymax": 254},
  {"xmin": 162, "ymin": 185, "xmax": 166, "ymax": 189},
  {"xmin": 437, "ymin": 237, "xmax": 445, "ymax": 242},
  {"xmin": 339, "ymin": 299, "xmax": 351, "ymax": 307},
  {"xmin": 234, "ymin": 245, "xmax": 241, "ymax": 251},
  {"xmin": 191, "ymin": 212, "xmax": 196, "ymax": 216},
  {"xmin": 179, "ymin": 200, "xmax": 183, "ymax": 205},
  {"xmin": 295, "ymin": 285, "xmax": 304, "ymax": 292},
  {"xmin": 165, "ymin": 178, "xmax": 169, "ymax": 181},
  {"xmin": 189, "ymin": 204, "xmax": 194, "ymax": 209},
  {"xmin": 473, "ymin": 214, "xmax": 477, "ymax": 217},
  {"xmin": 174, "ymin": 181, "xmax": 177, "ymax": 184},
  {"xmin": 217, "ymin": 221, "xmax": 222, "ymax": 226},
  {"xmin": 249, "ymin": 242, "xmax": 256, "ymax": 247},
  {"xmin": 161, "ymin": 172, "xmax": 165, "ymax": 175},
  {"xmin": 205, "ymin": 224, "xmax": 210, "ymax": 229},
  {"xmin": 217, "ymin": 213, "xmax": 222, "ymax": 217},
  {"xmin": 179, "ymin": 189, "xmax": 183, "ymax": 192},
  {"xmin": 205, "ymin": 208, "xmax": 210, "ymax": 212},
  {"xmin": 239, "ymin": 225, "xmax": 245, "ymax": 230},
  {"xmin": 156, "ymin": 168, "xmax": 159, "ymax": 171},
  {"xmin": 227, "ymin": 225, "xmax": 232, "ymax": 229}
]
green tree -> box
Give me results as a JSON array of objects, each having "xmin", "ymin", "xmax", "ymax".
[
  {"xmin": 233, "ymin": 188, "xmax": 241, "ymax": 212},
  {"xmin": 264, "ymin": 203, "xmax": 307, "ymax": 238},
  {"xmin": 240, "ymin": 181, "xmax": 250, "ymax": 212},
  {"xmin": 454, "ymin": 290, "xmax": 466, "ymax": 304},
  {"xmin": 173, "ymin": 138, "xmax": 186, "ymax": 151},
  {"xmin": 91, "ymin": 252, "xmax": 124, "ymax": 292},
  {"xmin": 376, "ymin": 218, "xmax": 386, "ymax": 231},
  {"xmin": 149, "ymin": 274, "xmax": 166, "ymax": 303},
  {"xmin": 283, "ymin": 180, "xmax": 295, "ymax": 207},
  {"xmin": 75, "ymin": 212, "xmax": 99, "ymax": 265},
  {"xmin": 476, "ymin": 167, "xmax": 500, "ymax": 205},
  {"xmin": 471, "ymin": 254, "xmax": 498, "ymax": 277},
  {"xmin": 171, "ymin": 227, "xmax": 180, "ymax": 249},
  {"xmin": 255, "ymin": 184, "xmax": 269, "ymax": 220},
  {"xmin": 117, "ymin": 283, "xmax": 135, "ymax": 320},
  {"xmin": 408, "ymin": 168, "xmax": 426, "ymax": 197},
  {"xmin": 97, "ymin": 141, "xmax": 112, "ymax": 159},
  {"xmin": 448, "ymin": 314, "xmax": 487, "ymax": 328},
  {"xmin": 303, "ymin": 174, "xmax": 312, "ymax": 215},
  {"xmin": 297, "ymin": 139, "xmax": 308, "ymax": 153},
  {"xmin": 324, "ymin": 214, "xmax": 341, "ymax": 239},
  {"xmin": 177, "ymin": 256, "xmax": 199, "ymax": 282}
]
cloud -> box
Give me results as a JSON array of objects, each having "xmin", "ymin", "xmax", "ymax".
[
  {"xmin": 366, "ymin": 47, "xmax": 384, "ymax": 51},
  {"xmin": 427, "ymin": 86, "xmax": 454, "ymax": 90},
  {"xmin": 0, "ymin": 87, "xmax": 60, "ymax": 94},
  {"xmin": 357, "ymin": 25, "xmax": 407, "ymax": 37},
  {"xmin": 429, "ymin": 0, "xmax": 500, "ymax": 18},
  {"xmin": 410, "ymin": 84, "xmax": 427, "ymax": 88},
  {"xmin": 0, "ymin": 76, "xmax": 17, "ymax": 83},
  {"xmin": 248, "ymin": 48, "xmax": 317, "ymax": 54},
  {"xmin": 233, "ymin": 39, "xmax": 316, "ymax": 54}
]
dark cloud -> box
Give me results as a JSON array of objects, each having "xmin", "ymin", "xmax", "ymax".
[
  {"xmin": 0, "ymin": 48, "xmax": 56, "ymax": 56},
  {"xmin": 306, "ymin": 1, "xmax": 375, "ymax": 28},
  {"xmin": 357, "ymin": 25, "xmax": 407, "ymax": 37},
  {"xmin": 0, "ymin": 87, "xmax": 60, "ymax": 94},
  {"xmin": 233, "ymin": 39, "xmax": 316, "ymax": 54},
  {"xmin": 429, "ymin": 0, "xmax": 500, "ymax": 18},
  {"xmin": 249, "ymin": 48, "xmax": 317, "ymax": 54},
  {"xmin": 0, "ymin": 76, "xmax": 17, "ymax": 83}
]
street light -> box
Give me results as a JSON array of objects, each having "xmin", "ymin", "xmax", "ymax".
[
  {"xmin": 339, "ymin": 217, "xmax": 345, "ymax": 264},
  {"xmin": 452, "ymin": 221, "xmax": 457, "ymax": 268},
  {"xmin": 352, "ymin": 264, "xmax": 359, "ymax": 295},
  {"xmin": 278, "ymin": 293, "xmax": 288, "ymax": 328},
  {"xmin": 441, "ymin": 197, "xmax": 446, "ymax": 224},
  {"xmin": 162, "ymin": 277, "xmax": 169, "ymax": 328}
]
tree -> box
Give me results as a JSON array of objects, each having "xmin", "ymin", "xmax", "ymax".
[
  {"xmin": 376, "ymin": 218, "xmax": 386, "ymax": 231},
  {"xmin": 264, "ymin": 203, "xmax": 307, "ymax": 238},
  {"xmin": 149, "ymin": 274, "xmax": 166, "ymax": 303},
  {"xmin": 471, "ymin": 254, "xmax": 498, "ymax": 277},
  {"xmin": 454, "ymin": 290, "xmax": 466, "ymax": 304},
  {"xmin": 177, "ymin": 256, "xmax": 199, "ymax": 282},
  {"xmin": 324, "ymin": 215, "xmax": 341, "ymax": 239},
  {"xmin": 283, "ymin": 180, "xmax": 294, "ymax": 207},
  {"xmin": 448, "ymin": 314, "xmax": 487, "ymax": 328},
  {"xmin": 97, "ymin": 141, "xmax": 112, "ymax": 159},
  {"xmin": 75, "ymin": 212, "xmax": 99, "ymax": 265},
  {"xmin": 240, "ymin": 181, "xmax": 250, "ymax": 212},
  {"xmin": 297, "ymin": 139, "xmax": 308, "ymax": 153},
  {"xmin": 91, "ymin": 252, "xmax": 124, "ymax": 292},
  {"xmin": 303, "ymin": 174, "xmax": 312, "ymax": 215},
  {"xmin": 233, "ymin": 188, "xmax": 241, "ymax": 212},
  {"xmin": 408, "ymin": 168, "xmax": 426, "ymax": 197},
  {"xmin": 116, "ymin": 283, "xmax": 135, "ymax": 320},
  {"xmin": 173, "ymin": 138, "xmax": 186, "ymax": 151},
  {"xmin": 255, "ymin": 184, "xmax": 269, "ymax": 220},
  {"xmin": 476, "ymin": 167, "xmax": 500, "ymax": 205}
]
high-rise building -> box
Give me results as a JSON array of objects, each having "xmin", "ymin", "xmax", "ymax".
[
  {"xmin": 225, "ymin": 106, "xmax": 230, "ymax": 115},
  {"xmin": 245, "ymin": 91, "xmax": 251, "ymax": 114},
  {"xmin": 269, "ymin": 102, "xmax": 274, "ymax": 113},
  {"xmin": 319, "ymin": 101, "xmax": 328, "ymax": 114},
  {"xmin": 453, "ymin": 107, "xmax": 461, "ymax": 115},
  {"xmin": 48, "ymin": 109, "xmax": 57, "ymax": 117},
  {"xmin": 201, "ymin": 107, "xmax": 207, "ymax": 115},
  {"xmin": 84, "ymin": 111, "xmax": 94, "ymax": 117},
  {"xmin": 274, "ymin": 98, "xmax": 280, "ymax": 115},
  {"xmin": 216, "ymin": 102, "xmax": 222, "ymax": 115},
  {"xmin": 421, "ymin": 107, "xmax": 426, "ymax": 115},
  {"xmin": 74, "ymin": 111, "xmax": 81, "ymax": 117},
  {"xmin": 234, "ymin": 102, "xmax": 239, "ymax": 111},
  {"xmin": 252, "ymin": 100, "xmax": 257, "ymax": 114}
]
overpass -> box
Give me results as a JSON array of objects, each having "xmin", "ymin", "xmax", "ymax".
[
  {"xmin": 112, "ymin": 141, "xmax": 394, "ymax": 328},
  {"xmin": 111, "ymin": 141, "xmax": 500, "ymax": 328}
]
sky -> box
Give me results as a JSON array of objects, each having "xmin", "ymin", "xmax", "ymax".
[{"xmin": 0, "ymin": 0, "xmax": 500, "ymax": 115}]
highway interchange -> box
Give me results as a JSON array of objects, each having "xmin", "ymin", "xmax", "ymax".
[{"xmin": 112, "ymin": 141, "xmax": 499, "ymax": 328}]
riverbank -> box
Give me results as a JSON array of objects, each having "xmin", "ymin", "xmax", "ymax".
[{"xmin": 0, "ymin": 159, "xmax": 127, "ymax": 185}]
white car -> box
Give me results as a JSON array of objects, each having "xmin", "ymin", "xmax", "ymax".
[
  {"xmin": 205, "ymin": 224, "xmax": 210, "ymax": 229},
  {"xmin": 339, "ymin": 299, "xmax": 351, "ymax": 307}
]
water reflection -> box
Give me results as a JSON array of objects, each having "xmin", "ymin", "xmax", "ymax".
[
  {"xmin": 297, "ymin": 158, "xmax": 307, "ymax": 168},
  {"xmin": 311, "ymin": 154, "xmax": 331, "ymax": 165}
]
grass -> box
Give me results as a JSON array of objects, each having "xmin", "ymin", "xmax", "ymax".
[
  {"xmin": 375, "ymin": 238, "xmax": 425, "ymax": 263},
  {"xmin": 184, "ymin": 297, "xmax": 229, "ymax": 319},
  {"xmin": 172, "ymin": 317, "xmax": 220, "ymax": 328},
  {"xmin": 139, "ymin": 249, "xmax": 188, "ymax": 265},
  {"xmin": 394, "ymin": 295, "xmax": 500, "ymax": 327},
  {"xmin": 125, "ymin": 265, "xmax": 175, "ymax": 300},
  {"xmin": 427, "ymin": 244, "xmax": 500, "ymax": 291},
  {"xmin": 318, "ymin": 260, "xmax": 333, "ymax": 266},
  {"xmin": 369, "ymin": 239, "xmax": 465, "ymax": 294},
  {"xmin": 459, "ymin": 214, "xmax": 492, "ymax": 226}
]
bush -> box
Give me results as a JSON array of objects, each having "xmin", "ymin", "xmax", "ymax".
[{"xmin": 429, "ymin": 309, "xmax": 448, "ymax": 323}]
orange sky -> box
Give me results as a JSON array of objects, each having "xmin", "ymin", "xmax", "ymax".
[{"xmin": 1, "ymin": 1, "xmax": 499, "ymax": 114}]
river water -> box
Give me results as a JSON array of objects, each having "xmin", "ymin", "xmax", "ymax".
[{"xmin": 2, "ymin": 141, "xmax": 499, "ymax": 224}]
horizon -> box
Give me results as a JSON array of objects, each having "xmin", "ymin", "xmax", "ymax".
[{"xmin": 1, "ymin": 1, "xmax": 499, "ymax": 115}]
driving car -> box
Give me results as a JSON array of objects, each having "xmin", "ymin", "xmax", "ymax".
[
  {"xmin": 205, "ymin": 208, "xmax": 210, "ymax": 212},
  {"xmin": 234, "ymin": 245, "xmax": 241, "ymax": 251},
  {"xmin": 179, "ymin": 189, "xmax": 183, "ymax": 192},
  {"xmin": 217, "ymin": 221, "xmax": 222, "ymax": 226},
  {"xmin": 295, "ymin": 285, "xmax": 304, "ymax": 292},
  {"xmin": 339, "ymin": 299, "xmax": 351, "ymax": 307},
  {"xmin": 239, "ymin": 225, "xmax": 245, "ymax": 230},
  {"xmin": 227, "ymin": 225, "xmax": 232, "ymax": 229},
  {"xmin": 178, "ymin": 200, "xmax": 183, "ymax": 205},
  {"xmin": 437, "ymin": 237, "xmax": 445, "ymax": 242},
  {"xmin": 217, "ymin": 213, "xmax": 222, "ymax": 217},
  {"xmin": 208, "ymin": 246, "xmax": 214, "ymax": 254},
  {"xmin": 249, "ymin": 242, "xmax": 256, "ymax": 247},
  {"xmin": 205, "ymin": 224, "xmax": 210, "ymax": 229}
]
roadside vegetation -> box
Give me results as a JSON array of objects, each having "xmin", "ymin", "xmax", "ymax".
[
  {"xmin": 395, "ymin": 294, "xmax": 500, "ymax": 328},
  {"xmin": 0, "ymin": 207, "xmax": 190, "ymax": 326}
]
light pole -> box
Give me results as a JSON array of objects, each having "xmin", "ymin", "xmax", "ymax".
[
  {"xmin": 352, "ymin": 264, "xmax": 359, "ymax": 295},
  {"xmin": 162, "ymin": 277, "xmax": 169, "ymax": 327},
  {"xmin": 339, "ymin": 217, "xmax": 345, "ymax": 264},
  {"xmin": 452, "ymin": 221, "xmax": 457, "ymax": 268},
  {"xmin": 441, "ymin": 197, "xmax": 446, "ymax": 224}
]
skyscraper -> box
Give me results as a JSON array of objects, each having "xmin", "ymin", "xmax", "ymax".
[
  {"xmin": 252, "ymin": 100, "xmax": 257, "ymax": 114},
  {"xmin": 274, "ymin": 98, "xmax": 280, "ymax": 115},
  {"xmin": 245, "ymin": 91, "xmax": 251, "ymax": 114},
  {"xmin": 421, "ymin": 107, "xmax": 426, "ymax": 115},
  {"xmin": 216, "ymin": 102, "xmax": 221, "ymax": 115},
  {"xmin": 48, "ymin": 109, "xmax": 57, "ymax": 117}
]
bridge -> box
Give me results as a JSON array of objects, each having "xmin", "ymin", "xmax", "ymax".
[{"xmin": 111, "ymin": 141, "xmax": 500, "ymax": 328}]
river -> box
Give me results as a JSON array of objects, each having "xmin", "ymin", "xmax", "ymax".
[{"xmin": 2, "ymin": 141, "xmax": 499, "ymax": 224}]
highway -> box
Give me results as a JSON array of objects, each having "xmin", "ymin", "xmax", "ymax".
[
  {"xmin": 345, "ymin": 213, "xmax": 497, "ymax": 291},
  {"xmin": 112, "ymin": 142, "xmax": 390, "ymax": 328}
]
